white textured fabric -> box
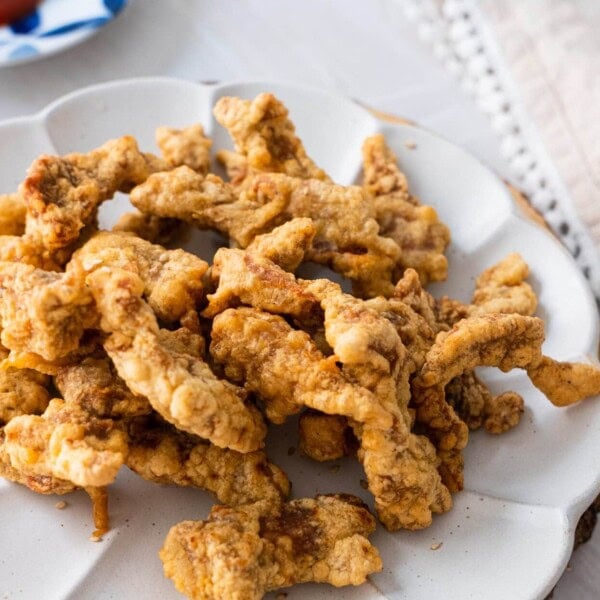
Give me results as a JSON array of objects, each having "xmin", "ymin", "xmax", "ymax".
[{"xmin": 403, "ymin": 0, "xmax": 600, "ymax": 299}]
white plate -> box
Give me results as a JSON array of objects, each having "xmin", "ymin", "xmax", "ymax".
[
  {"xmin": 0, "ymin": 78, "xmax": 599, "ymax": 600},
  {"xmin": 0, "ymin": 0, "xmax": 127, "ymax": 68}
]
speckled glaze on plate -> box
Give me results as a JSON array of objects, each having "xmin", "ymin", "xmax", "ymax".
[
  {"xmin": 0, "ymin": 0, "xmax": 127, "ymax": 67},
  {"xmin": 0, "ymin": 78, "xmax": 599, "ymax": 600}
]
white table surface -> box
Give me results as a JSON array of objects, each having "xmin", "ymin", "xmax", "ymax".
[{"xmin": 0, "ymin": 1, "xmax": 597, "ymax": 598}]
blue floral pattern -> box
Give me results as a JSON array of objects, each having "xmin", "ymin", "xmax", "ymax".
[{"xmin": 0, "ymin": 0, "xmax": 127, "ymax": 66}]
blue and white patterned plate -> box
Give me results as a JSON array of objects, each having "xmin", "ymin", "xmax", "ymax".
[{"xmin": 0, "ymin": 0, "xmax": 127, "ymax": 67}]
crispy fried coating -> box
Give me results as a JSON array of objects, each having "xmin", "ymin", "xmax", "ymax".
[
  {"xmin": 55, "ymin": 355, "xmax": 151, "ymax": 418},
  {"xmin": 0, "ymin": 346, "xmax": 50, "ymax": 425},
  {"xmin": 160, "ymin": 494, "xmax": 381, "ymax": 600},
  {"xmin": 0, "ymin": 193, "xmax": 26, "ymax": 236},
  {"xmin": 298, "ymin": 411, "xmax": 356, "ymax": 462},
  {"xmin": 412, "ymin": 314, "xmax": 544, "ymax": 455},
  {"xmin": 215, "ymin": 149, "xmax": 249, "ymax": 186},
  {"xmin": 0, "ymin": 261, "xmax": 96, "ymax": 362},
  {"xmin": 437, "ymin": 253, "xmax": 538, "ymax": 326},
  {"xmin": 203, "ymin": 248, "xmax": 321, "ymax": 325},
  {"xmin": 470, "ymin": 253, "xmax": 537, "ymax": 317},
  {"xmin": 213, "ymin": 93, "xmax": 330, "ymax": 182},
  {"xmin": 417, "ymin": 314, "xmax": 546, "ymax": 388},
  {"xmin": 130, "ymin": 166, "xmax": 287, "ymax": 247},
  {"xmin": 445, "ymin": 371, "xmax": 524, "ymax": 434},
  {"xmin": 0, "ymin": 428, "xmax": 76, "ymax": 494},
  {"xmin": 483, "ymin": 391, "xmax": 524, "ymax": 433},
  {"xmin": 361, "ymin": 134, "xmax": 450, "ymax": 287},
  {"xmin": 263, "ymin": 174, "xmax": 401, "ymax": 297},
  {"xmin": 245, "ymin": 217, "xmax": 316, "ymax": 271},
  {"xmin": 0, "ymin": 235, "xmax": 63, "ymax": 270},
  {"xmin": 156, "ymin": 124, "xmax": 213, "ymax": 175},
  {"xmin": 210, "ymin": 307, "xmax": 391, "ymax": 426},
  {"xmin": 126, "ymin": 414, "xmax": 289, "ymax": 505},
  {"xmin": 21, "ymin": 136, "xmax": 166, "ymax": 251},
  {"xmin": 527, "ymin": 356, "xmax": 600, "ymax": 407},
  {"xmin": 71, "ymin": 231, "xmax": 207, "ymax": 328},
  {"xmin": 3, "ymin": 398, "xmax": 127, "ymax": 488},
  {"xmin": 312, "ymin": 285, "xmax": 451, "ymax": 529},
  {"xmin": 131, "ymin": 166, "xmax": 401, "ymax": 293},
  {"xmin": 87, "ymin": 267, "xmax": 265, "ymax": 452},
  {"xmin": 112, "ymin": 211, "xmax": 187, "ymax": 246}
]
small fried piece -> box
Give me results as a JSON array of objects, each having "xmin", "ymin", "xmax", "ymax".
[
  {"xmin": 203, "ymin": 248, "xmax": 321, "ymax": 325},
  {"xmin": 245, "ymin": 217, "xmax": 316, "ymax": 271},
  {"xmin": 362, "ymin": 134, "xmax": 450, "ymax": 287},
  {"xmin": 0, "ymin": 193, "xmax": 26, "ymax": 236},
  {"xmin": 21, "ymin": 136, "xmax": 167, "ymax": 251},
  {"xmin": 215, "ymin": 149, "xmax": 249, "ymax": 186},
  {"xmin": 160, "ymin": 494, "xmax": 381, "ymax": 600},
  {"xmin": 210, "ymin": 307, "xmax": 391, "ymax": 426},
  {"xmin": 130, "ymin": 166, "xmax": 287, "ymax": 247},
  {"xmin": 3, "ymin": 398, "xmax": 128, "ymax": 488},
  {"xmin": 87, "ymin": 267, "xmax": 265, "ymax": 452},
  {"xmin": 126, "ymin": 414, "xmax": 289, "ymax": 505},
  {"xmin": 112, "ymin": 211, "xmax": 187, "ymax": 246},
  {"xmin": 156, "ymin": 124, "xmax": 212, "ymax": 175},
  {"xmin": 0, "ymin": 346, "xmax": 50, "ymax": 425},
  {"xmin": 470, "ymin": 253, "xmax": 537, "ymax": 317},
  {"xmin": 527, "ymin": 356, "xmax": 600, "ymax": 407},
  {"xmin": 0, "ymin": 261, "xmax": 96, "ymax": 362},
  {"xmin": 445, "ymin": 371, "xmax": 524, "ymax": 434},
  {"xmin": 0, "ymin": 428, "xmax": 76, "ymax": 495},
  {"xmin": 298, "ymin": 411, "xmax": 356, "ymax": 462},
  {"xmin": 71, "ymin": 231, "xmax": 208, "ymax": 328},
  {"xmin": 55, "ymin": 354, "xmax": 151, "ymax": 419},
  {"xmin": 437, "ymin": 253, "xmax": 538, "ymax": 327},
  {"xmin": 213, "ymin": 93, "xmax": 330, "ymax": 182}
]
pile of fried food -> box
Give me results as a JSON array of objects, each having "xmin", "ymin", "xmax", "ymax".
[{"xmin": 1, "ymin": 92, "xmax": 599, "ymax": 600}]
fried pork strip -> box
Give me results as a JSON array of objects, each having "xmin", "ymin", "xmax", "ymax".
[
  {"xmin": 2, "ymin": 398, "xmax": 128, "ymax": 488},
  {"xmin": 130, "ymin": 166, "xmax": 287, "ymax": 247},
  {"xmin": 244, "ymin": 217, "xmax": 316, "ymax": 272},
  {"xmin": 131, "ymin": 169, "xmax": 401, "ymax": 294},
  {"xmin": 156, "ymin": 124, "xmax": 213, "ymax": 175},
  {"xmin": 202, "ymin": 248, "xmax": 321, "ymax": 325},
  {"xmin": 313, "ymin": 284, "xmax": 452, "ymax": 530},
  {"xmin": 21, "ymin": 136, "xmax": 167, "ymax": 251},
  {"xmin": 0, "ymin": 261, "xmax": 96, "ymax": 362},
  {"xmin": 55, "ymin": 341, "xmax": 287, "ymax": 505},
  {"xmin": 87, "ymin": 267, "xmax": 265, "ymax": 452},
  {"xmin": 126, "ymin": 414, "xmax": 289, "ymax": 505},
  {"xmin": 362, "ymin": 133, "xmax": 450, "ymax": 287},
  {"xmin": 70, "ymin": 231, "xmax": 208, "ymax": 329},
  {"xmin": 213, "ymin": 92, "xmax": 330, "ymax": 182},
  {"xmin": 210, "ymin": 307, "xmax": 391, "ymax": 426},
  {"xmin": 160, "ymin": 494, "xmax": 381, "ymax": 600}
]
